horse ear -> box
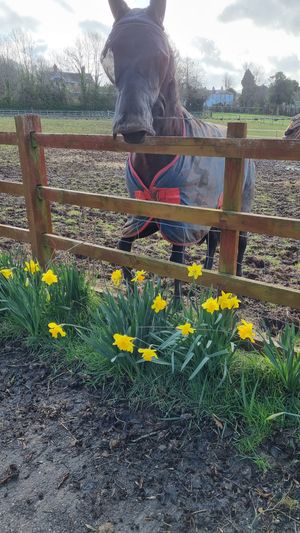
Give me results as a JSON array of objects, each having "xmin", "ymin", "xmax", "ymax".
[
  {"xmin": 148, "ymin": 0, "xmax": 166, "ymax": 25},
  {"xmin": 108, "ymin": 0, "xmax": 130, "ymax": 21}
]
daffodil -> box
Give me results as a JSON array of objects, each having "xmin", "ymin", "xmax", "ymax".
[
  {"xmin": 25, "ymin": 277, "xmax": 29, "ymax": 287},
  {"xmin": 131, "ymin": 270, "xmax": 146, "ymax": 283},
  {"xmin": 218, "ymin": 291, "xmax": 233, "ymax": 310},
  {"xmin": 0, "ymin": 268, "xmax": 13, "ymax": 280},
  {"xmin": 24, "ymin": 260, "xmax": 40, "ymax": 274},
  {"xmin": 48, "ymin": 322, "xmax": 66, "ymax": 339},
  {"xmin": 151, "ymin": 294, "xmax": 168, "ymax": 314},
  {"xmin": 113, "ymin": 333, "xmax": 135, "ymax": 353},
  {"xmin": 176, "ymin": 323, "xmax": 196, "ymax": 336},
  {"xmin": 187, "ymin": 263, "xmax": 203, "ymax": 280},
  {"xmin": 202, "ymin": 297, "xmax": 220, "ymax": 314},
  {"xmin": 218, "ymin": 291, "xmax": 241, "ymax": 310},
  {"xmin": 237, "ymin": 320, "xmax": 255, "ymax": 343},
  {"xmin": 111, "ymin": 269, "xmax": 123, "ymax": 287},
  {"xmin": 227, "ymin": 295, "xmax": 241, "ymax": 309},
  {"xmin": 42, "ymin": 269, "xmax": 58, "ymax": 286},
  {"xmin": 138, "ymin": 347, "xmax": 158, "ymax": 362}
]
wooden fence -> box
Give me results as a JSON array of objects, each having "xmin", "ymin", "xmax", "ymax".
[{"xmin": 0, "ymin": 114, "xmax": 299, "ymax": 309}]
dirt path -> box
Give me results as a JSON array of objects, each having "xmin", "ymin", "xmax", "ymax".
[
  {"xmin": 0, "ymin": 146, "xmax": 299, "ymax": 329},
  {"xmin": 0, "ymin": 340, "xmax": 299, "ymax": 533}
]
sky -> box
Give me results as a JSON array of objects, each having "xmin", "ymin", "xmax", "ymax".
[{"xmin": 0, "ymin": 0, "xmax": 300, "ymax": 89}]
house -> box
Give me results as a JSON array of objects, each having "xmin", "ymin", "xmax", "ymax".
[
  {"xmin": 48, "ymin": 64, "xmax": 93, "ymax": 96},
  {"xmin": 204, "ymin": 87, "xmax": 234, "ymax": 108}
]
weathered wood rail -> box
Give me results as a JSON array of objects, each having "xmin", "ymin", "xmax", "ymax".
[{"xmin": 0, "ymin": 114, "xmax": 299, "ymax": 309}]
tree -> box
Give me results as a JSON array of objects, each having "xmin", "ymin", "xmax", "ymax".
[
  {"xmin": 240, "ymin": 68, "xmax": 257, "ymax": 108},
  {"xmin": 242, "ymin": 62, "xmax": 266, "ymax": 86},
  {"xmin": 223, "ymin": 72, "xmax": 234, "ymax": 90},
  {"xmin": 269, "ymin": 72, "xmax": 299, "ymax": 109},
  {"xmin": 57, "ymin": 32, "xmax": 105, "ymax": 106},
  {"xmin": 176, "ymin": 56, "xmax": 208, "ymax": 110}
]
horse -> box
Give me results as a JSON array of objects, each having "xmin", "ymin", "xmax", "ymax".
[
  {"xmin": 284, "ymin": 114, "xmax": 300, "ymax": 139},
  {"xmin": 102, "ymin": 0, "xmax": 256, "ymax": 298}
]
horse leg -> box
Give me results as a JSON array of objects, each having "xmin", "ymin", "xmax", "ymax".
[
  {"xmin": 204, "ymin": 228, "xmax": 220, "ymax": 270},
  {"xmin": 237, "ymin": 231, "xmax": 247, "ymax": 277},
  {"xmin": 170, "ymin": 244, "xmax": 185, "ymax": 301},
  {"xmin": 117, "ymin": 222, "xmax": 159, "ymax": 284},
  {"xmin": 118, "ymin": 236, "xmax": 135, "ymax": 284}
]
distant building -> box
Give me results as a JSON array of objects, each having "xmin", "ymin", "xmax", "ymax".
[
  {"xmin": 48, "ymin": 64, "xmax": 93, "ymax": 97},
  {"xmin": 204, "ymin": 88, "xmax": 234, "ymax": 108}
]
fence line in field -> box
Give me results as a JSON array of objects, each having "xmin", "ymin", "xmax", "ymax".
[{"xmin": 0, "ymin": 114, "xmax": 299, "ymax": 309}]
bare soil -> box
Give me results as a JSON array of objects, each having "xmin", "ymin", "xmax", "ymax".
[
  {"xmin": 0, "ymin": 146, "xmax": 299, "ymax": 330},
  {"xmin": 0, "ymin": 339, "xmax": 299, "ymax": 533}
]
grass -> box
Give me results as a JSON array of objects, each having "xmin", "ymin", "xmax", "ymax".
[{"xmin": 0, "ymin": 112, "xmax": 291, "ymax": 138}]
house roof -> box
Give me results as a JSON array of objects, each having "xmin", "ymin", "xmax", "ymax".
[{"xmin": 48, "ymin": 68, "xmax": 93, "ymax": 84}]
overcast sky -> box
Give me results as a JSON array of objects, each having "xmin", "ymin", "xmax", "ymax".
[{"xmin": 1, "ymin": 0, "xmax": 300, "ymax": 89}]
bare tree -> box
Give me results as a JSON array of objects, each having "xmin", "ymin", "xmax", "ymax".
[
  {"xmin": 58, "ymin": 32, "xmax": 105, "ymax": 86},
  {"xmin": 9, "ymin": 29, "xmax": 36, "ymax": 74},
  {"xmin": 223, "ymin": 72, "xmax": 234, "ymax": 90},
  {"xmin": 242, "ymin": 62, "xmax": 267, "ymax": 86}
]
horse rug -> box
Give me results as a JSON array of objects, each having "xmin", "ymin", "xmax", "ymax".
[{"xmin": 123, "ymin": 113, "xmax": 255, "ymax": 245}]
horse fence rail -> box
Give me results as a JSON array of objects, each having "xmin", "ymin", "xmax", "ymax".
[{"xmin": 0, "ymin": 114, "xmax": 299, "ymax": 309}]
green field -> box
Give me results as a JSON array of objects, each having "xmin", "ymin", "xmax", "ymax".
[{"xmin": 0, "ymin": 113, "xmax": 291, "ymax": 138}]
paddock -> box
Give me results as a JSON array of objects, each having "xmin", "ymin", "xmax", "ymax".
[{"xmin": 0, "ymin": 114, "xmax": 299, "ymax": 327}]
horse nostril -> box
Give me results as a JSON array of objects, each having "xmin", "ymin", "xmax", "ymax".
[{"xmin": 123, "ymin": 131, "xmax": 147, "ymax": 144}]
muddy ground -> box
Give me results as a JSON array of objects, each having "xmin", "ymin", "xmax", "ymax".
[
  {"xmin": 0, "ymin": 146, "xmax": 299, "ymax": 329},
  {"xmin": 0, "ymin": 338, "xmax": 299, "ymax": 533}
]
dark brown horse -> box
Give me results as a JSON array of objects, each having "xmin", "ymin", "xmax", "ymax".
[{"xmin": 102, "ymin": 0, "xmax": 256, "ymax": 298}]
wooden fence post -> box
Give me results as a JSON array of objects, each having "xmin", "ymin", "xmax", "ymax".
[
  {"xmin": 15, "ymin": 114, "xmax": 54, "ymax": 268},
  {"xmin": 219, "ymin": 122, "xmax": 247, "ymax": 275}
]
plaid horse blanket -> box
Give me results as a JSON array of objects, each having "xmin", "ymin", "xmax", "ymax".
[{"xmin": 123, "ymin": 113, "xmax": 256, "ymax": 245}]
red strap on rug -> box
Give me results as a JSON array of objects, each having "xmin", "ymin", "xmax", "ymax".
[
  {"xmin": 134, "ymin": 189, "xmax": 152, "ymax": 201},
  {"xmin": 155, "ymin": 187, "xmax": 180, "ymax": 204}
]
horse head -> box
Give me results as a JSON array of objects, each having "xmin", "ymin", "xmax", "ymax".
[{"xmin": 102, "ymin": 0, "xmax": 176, "ymax": 144}]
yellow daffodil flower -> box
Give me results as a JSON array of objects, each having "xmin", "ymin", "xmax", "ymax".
[
  {"xmin": 113, "ymin": 333, "xmax": 135, "ymax": 353},
  {"xmin": 0, "ymin": 268, "xmax": 13, "ymax": 280},
  {"xmin": 218, "ymin": 291, "xmax": 241, "ymax": 310},
  {"xmin": 227, "ymin": 295, "xmax": 241, "ymax": 309},
  {"xmin": 218, "ymin": 291, "xmax": 233, "ymax": 310},
  {"xmin": 237, "ymin": 320, "xmax": 255, "ymax": 343},
  {"xmin": 24, "ymin": 260, "xmax": 40, "ymax": 274},
  {"xmin": 138, "ymin": 347, "xmax": 158, "ymax": 362},
  {"xmin": 151, "ymin": 294, "xmax": 168, "ymax": 314},
  {"xmin": 111, "ymin": 269, "xmax": 123, "ymax": 287},
  {"xmin": 187, "ymin": 263, "xmax": 203, "ymax": 280},
  {"xmin": 131, "ymin": 270, "xmax": 146, "ymax": 283},
  {"xmin": 48, "ymin": 322, "xmax": 66, "ymax": 339},
  {"xmin": 202, "ymin": 297, "xmax": 220, "ymax": 314},
  {"xmin": 42, "ymin": 269, "xmax": 58, "ymax": 286},
  {"xmin": 176, "ymin": 323, "xmax": 196, "ymax": 336}
]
